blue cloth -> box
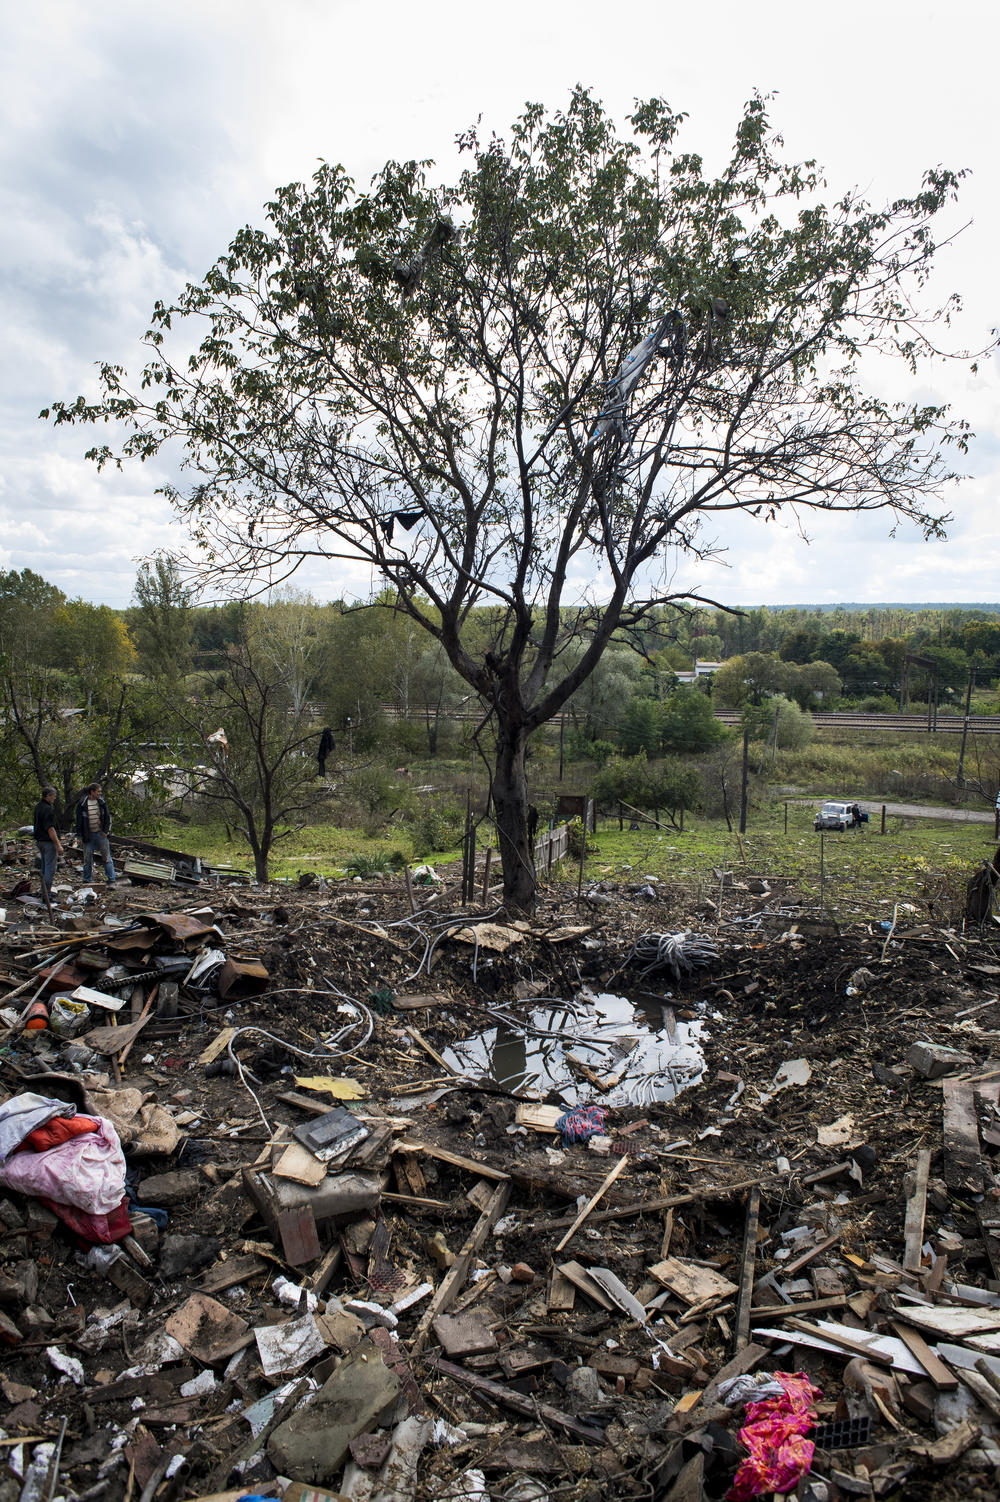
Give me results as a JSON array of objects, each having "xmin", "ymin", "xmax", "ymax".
[{"xmin": 82, "ymin": 832, "xmax": 115, "ymax": 885}]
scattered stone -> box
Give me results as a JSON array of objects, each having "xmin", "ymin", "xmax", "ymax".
[{"xmin": 908, "ymin": 1041, "xmax": 976, "ymax": 1080}]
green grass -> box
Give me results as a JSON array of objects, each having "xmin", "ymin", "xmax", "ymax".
[
  {"xmin": 155, "ymin": 819, "xmax": 463, "ymax": 882},
  {"xmin": 578, "ymin": 801, "xmax": 992, "ymax": 923}
]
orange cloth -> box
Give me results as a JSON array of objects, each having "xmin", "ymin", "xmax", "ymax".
[{"xmin": 20, "ymin": 1115, "xmax": 100, "ymax": 1153}]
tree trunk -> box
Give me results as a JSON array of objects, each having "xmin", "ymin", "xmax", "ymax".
[{"xmin": 493, "ymin": 717, "xmax": 535, "ymax": 913}]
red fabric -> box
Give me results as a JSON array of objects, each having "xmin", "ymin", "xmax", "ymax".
[
  {"xmin": 39, "ymin": 1194, "xmax": 132, "ymax": 1246},
  {"xmin": 727, "ymin": 1372, "xmax": 821, "ymax": 1500},
  {"xmin": 20, "ymin": 1115, "xmax": 99, "ymax": 1153}
]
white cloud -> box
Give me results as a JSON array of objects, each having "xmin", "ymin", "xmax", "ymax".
[{"xmin": 1, "ymin": 0, "xmax": 997, "ymax": 607}]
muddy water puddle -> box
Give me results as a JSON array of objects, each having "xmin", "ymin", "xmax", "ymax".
[{"xmin": 443, "ymin": 988, "xmax": 707, "ymax": 1107}]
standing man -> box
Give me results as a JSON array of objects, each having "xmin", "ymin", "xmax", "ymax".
[
  {"xmin": 75, "ymin": 781, "xmax": 115, "ymax": 886},
  {"xmin": 317, "ymin": 726, "xmax": 335, "ymax": 779},
  {"xmin": 33, "ymin": 786, "xmax": 63, "ymax": 903}
]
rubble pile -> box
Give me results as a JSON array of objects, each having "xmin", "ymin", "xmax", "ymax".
[{"xmin": 0, "ymin": 848, "xmax": 999, "ymax": 1502}]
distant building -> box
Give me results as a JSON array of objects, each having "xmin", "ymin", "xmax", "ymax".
[{"xmin": 673, "ymin": 659, "xmax": 723, "ymax": 684}]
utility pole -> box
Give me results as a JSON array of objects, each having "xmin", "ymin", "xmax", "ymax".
[
  {"xmin": 739, "ymin": 723, "xmax": 750, "ymax": 835},
  {"xmin": 957, "ymin": 667, "xmax": 976, "ymax": 788}
]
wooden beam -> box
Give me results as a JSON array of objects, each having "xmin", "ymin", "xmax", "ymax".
[
  {"xmin": 903, "ymin": 1149, "xmax": 932, "ymax": 1276},
  {"xmin": 734, "ymin": 1185, "xmax": 760, "ymax": 1353},
  {"xmin": 398, "ymin": 1141, "xmax": 509, "ymax": 1182},
  {"xmin": 554, "ymin": 1156, "xmax": 629, "ymax": 1254},
  {"xmin": 890, "ymin": 1319, "xmax": 958, "ymax": 1390},
  {"xmin": 431, "ymin": 1357, "xmax": 605, "ymax": 1443},
  {"xmin": 412, "ymin": 1181, "xmax": 510, "ymax": 1354},
  {"xmin": 533, "ymin": 1177, "xmax": 762, "ymax": 1231}
]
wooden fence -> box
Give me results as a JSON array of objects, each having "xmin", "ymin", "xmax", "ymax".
[{"xmin": 534, "ymin": 821, "xmax": 570, "ymax": 871}]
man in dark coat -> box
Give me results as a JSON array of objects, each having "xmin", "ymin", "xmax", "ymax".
[{"xmin": 33, "ymin": 786, "xmax": 63, "ymax": 902}]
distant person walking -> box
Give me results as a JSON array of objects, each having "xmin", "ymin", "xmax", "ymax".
[
  {"xmin": 317, "ymin": 726, "xmax": 335, "ymax": 778},
  {"xmin": 33, "ymin": 786, "xmax": 63, "ymax": 903},
  {"xmin": 75, "ymin": 781, "xmax": 115, "ymax": 886}
]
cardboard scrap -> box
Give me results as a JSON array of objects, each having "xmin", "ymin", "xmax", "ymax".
[
  {"xmin": 293, "ymin": 1076, "xmax": 365, "ymax": 1100},
  {"xmin": 164, "ymin": 1294, "xmax": 251, "ymax": 1364}
]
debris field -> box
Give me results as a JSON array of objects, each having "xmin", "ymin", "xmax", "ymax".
[{"xmin": 2, "ymin": 837, "xmax": 1000, "ymax": 1502}]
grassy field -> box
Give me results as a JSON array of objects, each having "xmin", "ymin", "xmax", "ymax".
[
  {"xmin": 153, "ymin": 819, "xmax": 428, "ymax": 882},
  {"xmin": 155, "ymin": 795, "xmax": 995, "ymax": 926},
  {"xmin": 575, "ymin": 801, "xmax": 993, "ymax": 924}
]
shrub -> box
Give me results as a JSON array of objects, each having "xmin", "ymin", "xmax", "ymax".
[{"xmin": 407, "ymin": 799, "xmax": 465, "ymax": 855}]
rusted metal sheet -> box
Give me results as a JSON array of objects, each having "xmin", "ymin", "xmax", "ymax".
[{"xmin": 218, "ymin": 955, "xmax": 269, "ymax": 999}]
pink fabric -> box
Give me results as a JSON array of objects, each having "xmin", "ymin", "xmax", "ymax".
[
  {"xmin": 727, "ymin": 1372, "xmax": 820, "ymax": 1500},
  {"xmin": 0, "ymin": 1116, "xmax": 126, "ymax": 1214}
]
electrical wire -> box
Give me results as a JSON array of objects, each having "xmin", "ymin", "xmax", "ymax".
[{"xmin": 224, "ymin": 989, "xmax": 374, "ymax": 1134}]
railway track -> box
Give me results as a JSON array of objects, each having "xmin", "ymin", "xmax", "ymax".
[
  {"xmin": 712, "ymin": 711, "xmax": 1000, "ymax": 735},
  {"xmin": 377, "ymin": 703, "xmax": 1000, "ymax": 735}
]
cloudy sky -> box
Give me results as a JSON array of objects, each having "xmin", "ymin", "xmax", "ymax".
[{"xmin": 1, "ymin": 0, "xmax": 997, "ymax": 610}]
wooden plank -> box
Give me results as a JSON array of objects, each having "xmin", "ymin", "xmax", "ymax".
[
  {"xmin": 556, "ymin": 1261, "xmax": 614, "ymax": 1311},
  {"xmin": 533, "ymin": 1178, "xmax": 762, "ymax": 1231},
  {"xmin": 903, "ymin": 1149, "xmax": 932, "ymax": 1275},
  {"xmin": 701, "ymin": 1342, "xmax": 769, "ymax": 1406},
  {"xmin": 547, "ymin": 1268, "xmax": 576, "ymax": 1312},
  {"xmin": 890, "ymin": 1319, "xmax": 958, "ymax": 1389},
  {"xmin": 781, "ymin": 1232, "xmax": 840, "ymax": 1279},
  {"xmin": 82, "ymin": 1003, "xmax": 154, "ymax": 1056},
  {"xmin": 734, "ymin": 1184, "xmax": 760, "ymax": 1353},
  {"xmin": 405, "ymin": 1025, "xmax": 459, "ymax": 1075},
  {"xmin": 412, "ymin": 1181, "xmax": 511, "ymax": 1353},
  {"xmin": 943, "ymin": 1079, "xmax": 984, "ymax": 1193},
  {"xmin": 272, "ymin": 1143, "xmax": 328, "ymax": 1187},
  {"xmin": 431, "ymin": 1357, "xmax": 605, "ymax": 1443},
  {"xmin": 515, "ymin": 1103, "xmax": 562, "ymax": 1133},
  {"xmin": 398, "ymin": 1141, "xmax": 509, "ymax": 1182},
  {"xmin": 382, "ymin": 1191, "xmax": 451, "ymax": 1212},
  {"xmin": 785, "ymin": 1318, "xmax": 896, "ymax": 1367},
  {"xmin": 749, "ymin": 1296, "xmax": 847, "ymax": 1322},
  {"xmin": 199, "ymin": 1254, "xmax": 269, "ymax": 1294},
  {"xmin": 555, "ymin": 1156, "xmax": 629, "ymax": 1253},
  {"xmin": 198, "ymin": 1026, "xmax": 235, "ymax": 1066}
]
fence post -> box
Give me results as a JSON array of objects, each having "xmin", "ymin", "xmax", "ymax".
[
  {"xmin": 784, "ymin": 801, "xmax": 788, "ymax": 835},
  {"xmin": 881, "ymin": 804, "xmax": 887, "ymax": 836},
  {"xmin": 680, "ymin": 803, "xmax": 684, "ymax": 833},
  {"xmin": 820, "ymin": 831, "xmax": 825, "ymax": 914},
  {"xmin": 618, "ymin": 802, "xmax": 623, "ymax": 832}
]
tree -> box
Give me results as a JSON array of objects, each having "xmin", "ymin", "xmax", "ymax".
[
  {"xmin": 132, "ymin": 555, "xmax": 194, "ymax": 684},
  {"xmin": 48, "ymin": 90, "xmax": 984, "ymax": 909},
  {"xmin": 712, "ymin": 652, "xmax": 791, "ymax": 707},
  {"xmin": 246, "ymin": 589, "xmax": 321, "ymax": 720},
  {"xmin": 564, "ymin": 644, "xmax": 642, "ymax": 741},
  {"xmin": 659, "ymin": 684, "xmax": 727, "ymax": 753},
  {"xmin": 51, "ymin": 602, "xmax": 135, "ymax": 711},
  {"xmin": 170, "ymin": 629, "xmax": 317, "ymax": 881},
  {"xmin": 590, "ymin": 750, "xmax": 699, "ymax": 829}
]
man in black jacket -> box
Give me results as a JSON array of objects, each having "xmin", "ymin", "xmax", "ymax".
[
  {"xmin": 33, "ymin": 786, "xmax": 63, "ymax": 901},
  {"xmin": 75, "ymin": 781, "xmax": 115, "ymax": 886}
]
